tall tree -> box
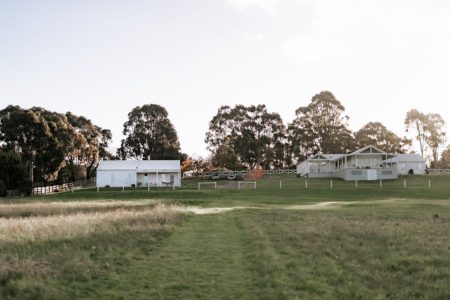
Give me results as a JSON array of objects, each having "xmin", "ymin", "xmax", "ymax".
[
  {"xmin": 427, "ymin": 113, "xmax": 446, "ymax": 167},
  {"xmin": 66, "ymin": 112, "xmax": 112, "ymax": 179},
  {"xmin": 0, "ymin": 105, "xmax": 112, "ymax": 183},
  {"xmin": 118, "ymin": 104, "xmax": 181, "ymax": 160},
  {"xmin": 205, "ymin": 104, "xmax": 287, "ymax": 169},
  {"xmin": 0, "ymin": 148, "xmax": 31, "ymax": 194},
  {"xmin": 355, "ymin": 122, "xmax": 411, "ymax": 153},
  {"xmin": 289, "ymin": 91, "xmax": 355, "ymax": 160},
  {"xmin": 439, "ymin": 145, "xmax": 450, "ymax": 168},
  {"xmin": 405, "ymin": 109, "xmax": 429, "ymax": 159},
  {"xmin": 405, "ymin": 109, "xmax": 446, "ymax": 166}
]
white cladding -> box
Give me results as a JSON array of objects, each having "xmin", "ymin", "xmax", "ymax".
[
  {"xmin": 384, "ymin": 154, "xmax": 426, "ymax": 175},
  {"xmin": 96, "ymin": 160, "xmax": 181, "ymax": 187}
]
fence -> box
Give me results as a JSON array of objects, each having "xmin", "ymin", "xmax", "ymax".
[
  {"xmin": 32, "ymin": 178, "xmax": 96, "ymax": 195},
  {"xmin": 193, "ymin": 169, "xmax": 296, "ymax": 178},
  {"xmin": 428, "ymin": 169, "xmax": 450, "ymax": 175}
]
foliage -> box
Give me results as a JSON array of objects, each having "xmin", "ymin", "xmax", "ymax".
[
  {"xmin": 439, "ymin": 145, "xmax": 450, "ymax": 168},
  {"xmin": 0, "ymin": 149, "xmax": 31, "ymax": 195},
  {"xmin": 289, "ymin": 91, "xmax": 355, "ymax": 161},
  {"xmin": 405, "ymin": 109, "xmax": 446, "ymax": 166},
  {"xmin": 0, "ymin": 105, "xmax": 112, "ymax": 184},
  {"xmin": 205, "ymin": 104, "xmax": 288, "ymax": 169},
  {"xmin": 65, "ymin": 112, "xmax": 112, "ymax": 179},
  {"xmin": 117, "ymin": 104, "xmax": 181, "ymax": 160},
  {"xmin": 181, "ymin": 156, "xmax": 212, "ymax": 175},
  {"xmin": 355, "ymin": 122, "xmax": 411, "ymax": 153}
]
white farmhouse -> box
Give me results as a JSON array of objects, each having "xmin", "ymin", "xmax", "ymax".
[
  {"xmin": 96, "ymin": 160, "xmax": 181, "ymax": 188},
  {"xmin": 384, "ymin": 154, "xmax": 426, "ymax": 175},
  {"xmin": 296, "ymin": 145, "xmax": 398, "ymax": 181}
]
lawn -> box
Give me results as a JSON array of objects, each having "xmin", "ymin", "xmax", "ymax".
[{"xmin": 1, "ymin": 175, "xmax": 449, "ymax": 299}]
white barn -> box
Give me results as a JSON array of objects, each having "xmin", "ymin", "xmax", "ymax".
[
  {"xmin": 96, "ymin": 160, "xmax": 181, "ymax": 188},
  {"xmin": 384, "ymin": 154, "xmax": 426, "ymax": 175}
]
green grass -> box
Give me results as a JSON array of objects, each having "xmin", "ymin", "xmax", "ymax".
[{"xmin": 1, "ymin": 175, "xmax": 450, "ymax": 299}]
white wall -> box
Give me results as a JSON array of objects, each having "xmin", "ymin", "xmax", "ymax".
[
  {"xmin": 397, "ymin": 162, "xmax": 425, "ymax": 175},
  {"xmin": 97, "ymin": 170, "xmax": 137, "ymax": 187}
]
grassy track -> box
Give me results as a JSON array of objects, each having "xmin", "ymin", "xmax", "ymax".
[{"xmin": 1, "ymin": 175, "xmax": 450, "ymax": 299}]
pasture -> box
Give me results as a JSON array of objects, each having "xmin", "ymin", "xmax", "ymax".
[{"xmin": 1, "ymin": 175, "xmax": 449, "ymax": 299}]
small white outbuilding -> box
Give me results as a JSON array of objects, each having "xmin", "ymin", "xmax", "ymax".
[
  {"xmin": 96, "ymin": 160, "xmax": 181, "ymax": 188},
  {"xmin": 384, "ymin": 154, "xmax": 426, "ymax": 175}
]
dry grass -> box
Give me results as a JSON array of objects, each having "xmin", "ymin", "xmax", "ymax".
[
  {"xmin": 0, "ymin": 203, "xmax": 180, "ymax": 243},
  {"xmin": 0, "ymin": 200, "xmax": 158, "ymax": 218}
]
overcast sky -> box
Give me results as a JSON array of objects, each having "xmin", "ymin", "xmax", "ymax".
[{"xmin": 1, "ymin": 0, "xmax": 449, "ymax": 157}]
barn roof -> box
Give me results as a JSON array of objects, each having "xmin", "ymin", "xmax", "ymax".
[{"xmin": 98, "ymin": 160, "xmax": 180, "ymax": 172}]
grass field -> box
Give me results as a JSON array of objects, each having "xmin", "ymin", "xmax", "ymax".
[{"xmin": 1, "ymin": 175, "xmax": 450, "ymax": 299}]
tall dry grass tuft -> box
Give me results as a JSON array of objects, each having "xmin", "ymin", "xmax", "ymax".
[
  {"xmin": 0, "ymin": 204, "xmax": 181, "ymax": 243},
  {"xmin": 0, "ymin": 200, "xmax": 158, "ymax": 218}
]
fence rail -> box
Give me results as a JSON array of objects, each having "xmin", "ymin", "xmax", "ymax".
[
  {"xmin": 32, "ymin": 178, "xmax": 96, "ymax": 195},
  {"xmin": 192, "ymin": 169, "xmax": 297, "ymax": 178},
  {"xmin": 427, "ymin": 169, "xmax": 450, "ymax": 174}
]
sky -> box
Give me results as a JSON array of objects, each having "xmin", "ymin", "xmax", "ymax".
[{"xmin": 1, "ymin": 0, "xmax": 450, "ymax": 157}]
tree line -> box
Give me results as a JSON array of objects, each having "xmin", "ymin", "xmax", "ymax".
[{"xmin": 1, "ymin": 91, "xmax": 448, "ymax": 194}]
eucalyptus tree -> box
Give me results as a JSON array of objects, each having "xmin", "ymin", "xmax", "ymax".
[
  {"xmin": 289, "ymin": 91, "xmax": 355, "ymax": 161},
  {"xmin": 405, "ymin": 109, "xmax": 446, "ymax": 166},
  {"xmin": 118, "ymin": 104, "xmax": 181, "ymax": 160},
  {"xmin": 66, "ymin": 112, "xmax": 112, "ymax": 179},
  {"xmin": 205, "ymin": 104, "xmax": 287, "ymax": 169},
  {"xmin": 355, "ymin": 122, "xmax": 410, "ymax": 153}
]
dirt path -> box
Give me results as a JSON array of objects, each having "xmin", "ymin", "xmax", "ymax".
[{"xmin": 171, "ymin": 201, "xmax": 357, "ymax": 215}]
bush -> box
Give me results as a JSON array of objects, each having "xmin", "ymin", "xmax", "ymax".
[{"xmin": 0, "ymin": 179, "xmax": 6, "ymax": 197}]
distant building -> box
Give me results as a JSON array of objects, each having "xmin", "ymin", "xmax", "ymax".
[
  {"xmin": 384, "ymin": 154, "xmax": 426, "ymax": 175},
  {"xmin": 296, "ymin": 145, "xmax": 398, "ymax": 181},
  {"xmin": 96, "ymin": 160, "xmax": 181, "ymax": 187}
]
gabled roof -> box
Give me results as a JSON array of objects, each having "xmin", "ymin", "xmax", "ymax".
[
  {"xmin": 384, "ymin": 154, "xmax": 425, "ymax": 163},
  {"xmin": 350, "ymin": 145, "xmax": 386, "ymax": 155},
  {"xmin": 98, "ymin": 160, "xmax": 180, "ymax": 171},
  {"xmin": 309, "ymin": 154, "xmax": 344, "ymax": 161}
]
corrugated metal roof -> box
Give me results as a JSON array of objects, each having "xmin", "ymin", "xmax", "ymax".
[
  {"xmin": 384, "ymin": 154, "xmax": 425, "ymax": 163},
  {"xmin": 98, "ymin": 160, "xmax": 180, "ymax": 171}
]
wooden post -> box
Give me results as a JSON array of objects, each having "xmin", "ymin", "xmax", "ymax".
[
  {"xmin": 279, "ymin": 180, "xmax": 282, "ymax": 189},
  {"xmin": 428, "ymin": 179, "xmax": 431, "ymax": 189},
  {"xmin": 238, "ymin": 182, "xmax": 241, "ymax": 190},
  {"xmin": 148, "ymin": 182, "xmax": 150, "ymax": 191},
  {"xmin": 404, "ymin": 179, "xmax": 406, "ymax": 188},
  {"xmin": 355, "ymin": 180, "xmax": 358, "ymax": 188},
  {"xmin": 380, "ymin": 180, "xmax": 382, "ymax": 188},
  {"xmin": 198, "ymin": 182, "xmax": 200, "ymax": 190},
  {"xmin": 330, "ymin": 180, "xmax": 333, "ymax": 189},
  {"xmin": 214, "ymin": 182, "xmax": 217, "ymax": 190},
  {"xmin": 305, "ymin": 180, "xmax": 308, "ymax": 189},
  {"xmin": 97, "ymin": 186, "xmax": 99, "ymax": 193}
]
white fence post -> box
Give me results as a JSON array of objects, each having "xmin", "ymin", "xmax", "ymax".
[
  {"xmin": 97, "ymin": 186, "xmax": 99, "ymax": 192},
  {"xmin": 380, "ymin": 180, "xmax": 382, "ymax": 188},
  {"xmin": 404, "ymin": 179, "xmax": 406, "ymax": 188},
  {"xmin": 355, "ymin": 180, "xmax": 358, "ymax": 188},
  {"xmin": 428, "ymin": 179, "xmax": 431, "ymax": 189},
  {"xmin": 330, "ymin": 180, "xmax": 333, "ymax": 189},
  {"xmin": 305, "ymin": 180, "xmax": 308, "ymax": 189},
  {"xmin": 279, "ymin": 180, "xmax": 282, "ymax": 189},
  {"xmin": 148, "ymin": 182, "xmax": 150, "ymax": 191}
]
